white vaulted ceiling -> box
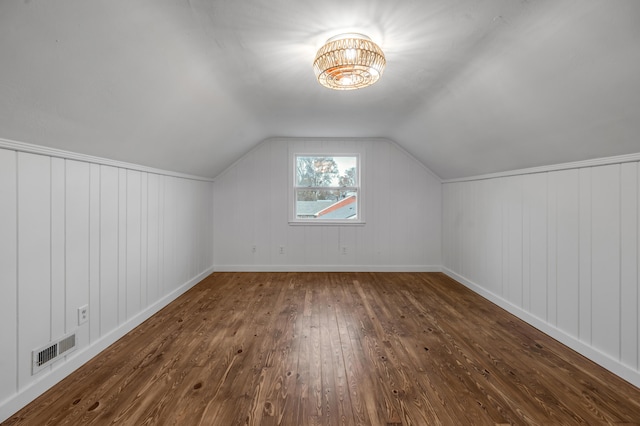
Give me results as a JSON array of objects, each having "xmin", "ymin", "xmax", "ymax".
[{"xmin": 0, "ymin": 0, "xmax": 639, "ymax": 179}]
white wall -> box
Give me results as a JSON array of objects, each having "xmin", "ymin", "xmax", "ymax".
[
  {"xmin": 442, "ymin": 156, "xmax": 640, "ymax": 388},
  {"xmin": 0, "ymin": 143, "xmax": 214, "ymax": 422},
  {"xmin": 213, "ymin": 138, "xmax": 441, "ymax": 271}
]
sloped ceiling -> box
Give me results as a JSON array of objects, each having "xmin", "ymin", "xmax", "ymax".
[{"xmin": 0, "ymin": 0, "xmax": 639, "ymax": 179}]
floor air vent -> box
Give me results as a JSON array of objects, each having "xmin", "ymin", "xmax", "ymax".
[{"xmin": 32, "ymin": 333, "xmax": 76, "ymax": 374}]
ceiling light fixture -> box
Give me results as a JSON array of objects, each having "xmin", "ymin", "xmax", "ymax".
[{"xmin": 313, "ymin": 33, "xmax": 386, "ymax": 90}]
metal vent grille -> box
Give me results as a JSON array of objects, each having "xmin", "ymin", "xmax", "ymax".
[
  {"xmin": 32, "ymin": 333, "xmax": 77, "ymax": 374},
  {"xmin": 58, "ymin": 334, "xmax": 76, "ymax": 354},
  {"xmin": 36, "ymin": 344, "xmax": 58, "ymax": 367}
]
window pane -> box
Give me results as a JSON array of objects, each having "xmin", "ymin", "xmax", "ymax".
[
  {"xmin": 296, "ymin": 156, "xmax": 357, "ymax": 187},
  {"xmin": 295, "ymin": 190, "xmax": 357, "ymax": 219}
]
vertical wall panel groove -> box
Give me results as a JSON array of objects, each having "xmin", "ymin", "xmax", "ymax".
[
  {"xmin": 638, "ymin": 166, "xmax": 640, "ymax": 370},
  {"xmin": 50, "ymin": 158, "xmax": 65, "ymax": 343},
  {"xmin": 507, "ymin": 176, "xmax": 523, "ymax": 307},
  {"xmin": 65, "ymin": 160, "xmax": 90, "ymax": 349},
  {"xmin": 100, "ymin": 166, "xmax": 118, "ymax": 336},
  {"xmin": 118, "ymin": 169, "xmax": 127, "ymax": 324},
  {"xmin": 577, "ymin": 171, "xmax": 581, "ymax": 339},
  {"xmin": 89, "ymin": 164, "xmax": 101, "ymax": 343},
  {"xmin": 147, "ymin": 174, "xmax": 159, "ymax": 303},
  {"xmin": 529, "ymin": 173, "xmax": 548, "ymax": 321},
  {"xmin": 579, "ymin": 168, "xmax": 592, "ymax": 344},
  {"xmin": 591, "ymin": 165, "xmax": 621, "ymax": 358},
  {"xmin": 620, "ymin": 165, "xmax": 623, "ymax": 361},
  {"xmin": 621, "ymin": 163, "xmax": 638, "ymax": 368},
  {"xmin": 159, "ymin": 175, "xmax": 165, "ymax": 296},
  {"xmin": 522, "ymin": 175, "xmax": 532, "ymax": 311},
  {"xmin": 556, "ymin": 170, "xmax": 580, "ymax": 337},
  {"xmin": 17, "ymin": 152, "xmax": 51, "ymax": 388},
  {"xmin": 520, "ymin": 179, "xmax": 525, "ymax": 309},
  {"xmin": 140, "ymin": 173, "xmax": 148, "ymax": 309},
  {"xmin": 125, "ymin": 170, "xmax": 141, "ymax": 319},
  {"xmin": 0, "ymin": 149, "xmax": 18, "ymax": 402},
  {"xmin": 637, "ymin": 165, "xmax": 640, "ymax": 370},
  {"xmin": 15, "ymin": 151, "xmax": 21, "ymax": 388},
  {"xmin": 547, "ymin": 172, "xmax": 557, "ymax": 326}
]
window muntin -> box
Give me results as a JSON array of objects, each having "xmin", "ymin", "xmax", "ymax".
[{"xmin": 293, "ymin": 155, "xmax": 360, "ymax": 222}]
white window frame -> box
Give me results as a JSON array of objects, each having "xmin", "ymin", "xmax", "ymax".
[{"xmin": 289, "ymin": 151, "xmax": 365, "ymax": 225}]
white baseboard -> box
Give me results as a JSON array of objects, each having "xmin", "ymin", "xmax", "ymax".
[
  {"xmin": 213, "ymin": 264, "xmax": 443, "ymax": 272},
  {"xmin": 0, "ymin": 266, "xmax": 214, "ymax": 423},
  {"xmin": 442, "ymin": 267, "xmax": 640, "ymax": 389}
]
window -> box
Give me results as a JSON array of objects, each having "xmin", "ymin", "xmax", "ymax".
[{"xmin": 291, "ymin": 154, "xmax": 362, "ymax": 224}]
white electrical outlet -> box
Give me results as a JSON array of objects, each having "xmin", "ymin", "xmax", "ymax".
[
  {"xmin": 279, "ymin": 246, "xmax": 285, "ymax": 255},
  {"xmin": 252, "ymin": 245, "xmax": 257, "ymax": 253},
  {"xmin": 78, "ymin": 305, "xmax": 88, "ymax": 325},
  {"xmin": 341, "ymin": 246, "xmax": 348, "ymax": 255}
]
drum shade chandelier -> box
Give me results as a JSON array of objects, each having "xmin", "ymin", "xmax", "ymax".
[{"xmin": 313, "ymin": 33, "xmax": 385, "ymax": 90}]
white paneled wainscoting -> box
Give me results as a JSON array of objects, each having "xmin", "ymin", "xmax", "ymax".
[
  {"xmin": 442, "ymin": 156, "xmax": 640, "ymax": 388},
  {"xmin": 0, "ymin": 141, "xmax": 214, "ymax": 421},
  {"xmin": 213, "ymin": 138, "xmax": 442, "ymax": 271}
]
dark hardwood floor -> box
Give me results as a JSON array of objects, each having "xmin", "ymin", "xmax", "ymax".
[{"xmin": 5, "ymin": 272, "xmax": 640, "ymax": 425}]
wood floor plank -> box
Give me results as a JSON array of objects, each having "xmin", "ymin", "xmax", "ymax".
[
  {"xmin": 308, "ymin": 282, "xmax": 324, "ymax": 424},
  {"xmin": 5, "ymin": 272, "xmax": 640, "ymax": 425},
  {"xmin": 332, "ymin": 283, "xmax": 373, "ymax": 425},
  {"xmin": 324, "ymin": 274, "xmax": 355, "ymax": 425}
]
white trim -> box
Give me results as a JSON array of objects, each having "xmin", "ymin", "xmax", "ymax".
[
  {"xmin": 213, "ymin": 265, "xmax": 442, "ymax": 272},
  {"xmin": 442, "ymin": 267, "xmax": 640, "ymax": 389},
  {"xmin": 0, "ymin": 138, "xmax": 214, "ymax": 182},
  {"xmin": 289, "ymin": 148, "xmax": 365, "ymax": 225},
  {"xmin": 0, "ymin": 266, "xmax": 214, "ymax": 423},
  {"xmin": 288, "ymin": 220, "xmax": 366, "ymax": 226},
  {"xmin": 443, "ymin": 152, "xmax": 640, "ymax": 183}
]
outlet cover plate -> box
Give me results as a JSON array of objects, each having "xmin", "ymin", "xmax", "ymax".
[{"xmin": 78, "ymin": 305, "xmax": 88, "ymax": 325}]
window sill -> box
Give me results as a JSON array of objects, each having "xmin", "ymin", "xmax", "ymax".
[{"xmin": 288, "ymin": 220, "xmax": 366, "ymax": 226}]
